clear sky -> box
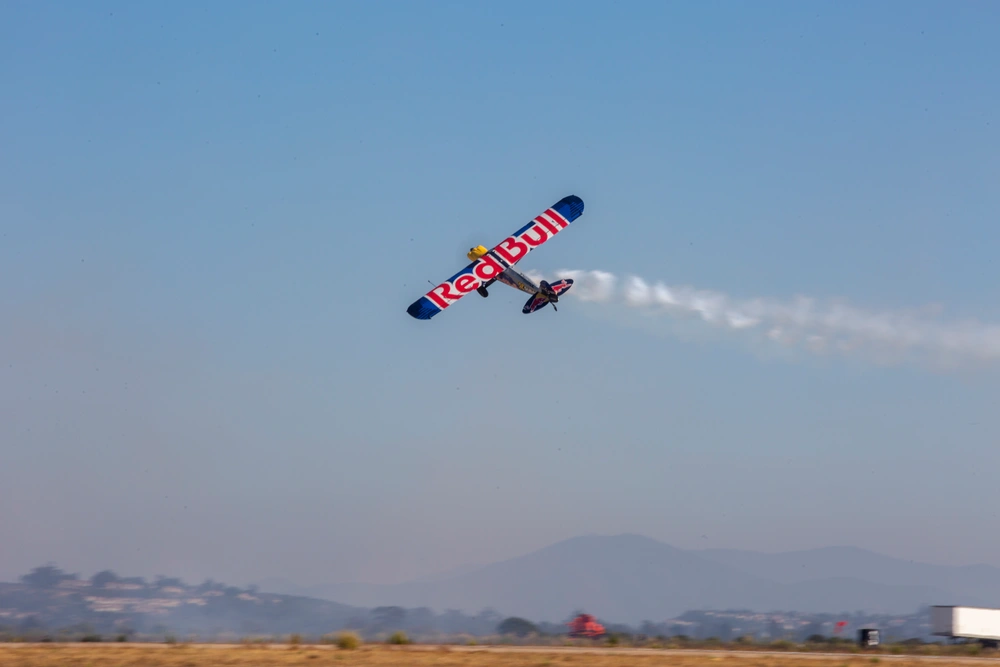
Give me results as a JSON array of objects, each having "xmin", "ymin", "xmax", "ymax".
[{"xmin": 3, "ymin": 0, "xmax": 1000, "ymax": 588}]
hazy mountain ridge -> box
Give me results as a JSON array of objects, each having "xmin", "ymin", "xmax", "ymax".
[
  {"xmin": 7, "ymin": 535, "xmax": 997, "ymax": 637},
  {"xmin": 0, "ymin": 570, "xmax": 941, "ymax": 643},
  {"xmin": 697, "ymin": 546, "xmax": 1000, "ymax": 601},
  {"xmin": 269, "ymin": 535, "xmax": 998, "ymax": 623}
]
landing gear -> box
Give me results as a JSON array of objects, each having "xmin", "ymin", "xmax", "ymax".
[{"xmin": 477, "ymin": 286, "xmax": 489, "ymax": 298}]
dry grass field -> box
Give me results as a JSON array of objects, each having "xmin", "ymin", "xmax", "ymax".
[{"xmin": 2, "ymin": 644, "xmax": 1000, "ymax": 667}]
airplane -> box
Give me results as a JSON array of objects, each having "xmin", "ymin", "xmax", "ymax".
[{"xmin": 406, "ymin": 195, "xmax": 585, "ymax": 320}]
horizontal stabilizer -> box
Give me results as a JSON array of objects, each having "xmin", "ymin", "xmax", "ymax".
[
  {"xmin": 546, "ymin": 278, "xmax": 574, "ymax": 297},
  {"xmin": 522, "ymin": 292, "xmax": 550, "ymax": 314}
]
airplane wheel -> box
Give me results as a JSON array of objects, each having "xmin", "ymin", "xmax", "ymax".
[{"xmin": 477, "ymin": 287, "xmax": 489, "ymax": 297}]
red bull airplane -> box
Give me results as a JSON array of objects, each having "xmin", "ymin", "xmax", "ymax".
[{"xmin": 406, "ymin": 195, "xmax": 585, "ymax": 320}]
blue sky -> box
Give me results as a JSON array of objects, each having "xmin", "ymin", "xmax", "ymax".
[{"xmin": 2, "ymin": 0, "xmax": 1000, "ymax": 588}]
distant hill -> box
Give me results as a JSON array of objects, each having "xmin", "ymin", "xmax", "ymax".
[
  {"xmin": 0, "ymin": 566, "xmax": 364, "ymax": 639},
  {"xmin": 271, "ymin": 534, "xmax": 996, "ymax": 624},
  {"xmin": 0, "ymin": 566, "xmax": 523, "ymax": 640},
  {"xmin": 12, "ymin": 535, "xmax": 999, "ymax": 636},
  {"xmin": 697, "ymin": 546, "xmax": 1000, "ymax": 604}
]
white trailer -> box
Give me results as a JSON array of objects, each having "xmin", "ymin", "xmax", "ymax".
[{"xmin": 931, "ymin": 606, "xmax": 1000, "ymax": 646}]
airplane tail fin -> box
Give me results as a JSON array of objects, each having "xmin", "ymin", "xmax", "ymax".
[
  {"xmin": 543, "ymin": 279, "xmax": 573, "ymax": 298},
  {"xmin": 522, "ymin": 278, "xmax": 574, "ymax": 314},
  {"xmin": 522, "ymin": 292, "xmax": 550, "ymax": 314}
]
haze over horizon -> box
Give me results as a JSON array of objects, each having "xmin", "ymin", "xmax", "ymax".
[{"xmin": 3, "ymin": 1, "xmax": 1000, "ymax": 593}]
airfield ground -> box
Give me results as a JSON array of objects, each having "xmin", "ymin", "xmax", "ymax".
[{"xmin": 3, "ymin": 644, "xmax": 1000, "ymax": 667}]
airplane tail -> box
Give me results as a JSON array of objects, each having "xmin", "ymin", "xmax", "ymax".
[
  {"xmin": 522, "ymin": 292, "xmax": 550, "ymax": 314},
  {"xmin": 544, "ymin": 278, "xmax": 574, "ymax": 297},
  {"xmin": 522, "ymin": 278, "xmax": 574, "ymax": 314}
]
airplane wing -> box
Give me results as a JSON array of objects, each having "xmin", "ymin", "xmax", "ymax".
[{"xmin": 406, "ymin": 195, "xmax": 585, "ymax": 320}]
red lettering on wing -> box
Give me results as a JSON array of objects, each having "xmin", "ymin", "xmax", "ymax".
[
  {"xmin": 474, "ymin": 255, "xmax": 504, "ymax": 281},
  {"xmin": 536, "ymin": 215, "xmax": 560, "ymax": 235},
  {"xmin": 520, "ymin": 223, "xmax": 549, "ymax": 247},
  {"xmin": 495, "ymin": 236, "xmax": 528, "ymax": 264},
  {"xmin": 427, "ymin": 282, "xmax": 461, "ymax": 309},
  {"xmin": 542, "ymin": 209, "xmax": 568, "ymax": 230},
  {"xmin": 454, "ymin": 274, "xmax": 479, "ymax": 293}
]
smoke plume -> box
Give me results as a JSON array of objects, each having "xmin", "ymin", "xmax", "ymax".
[{"xmin": 525, "ymin": 269, "xmax": 1000, "ymax": 369}]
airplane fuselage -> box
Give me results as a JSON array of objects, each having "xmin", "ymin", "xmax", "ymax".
[
  {"xmin": 495, "ymin": 266, "xmax": 541, "ymax": 296},
  {"xmin": 464, "ymin": 243, "xmax": 562, "ymax": 310},
  {"xmin": 466, "ymin": 245, "xmax": 545, "ymax": 296}
]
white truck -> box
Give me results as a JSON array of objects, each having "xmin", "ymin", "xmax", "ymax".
[{"xmin": 931, "ymin": 606, "xmax": 1000, "ymax": 647}]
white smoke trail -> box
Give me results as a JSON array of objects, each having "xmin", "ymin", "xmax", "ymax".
[{"xmin": 524, "ymin": 269, "xmax": 1000, "ymax": 368}]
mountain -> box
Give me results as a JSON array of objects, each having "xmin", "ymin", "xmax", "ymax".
[
  {"xmin": 410, "ymin": 562, "xmax": 485, "ymax": 583},
  {"xmin": 296, "ymin": 534, "xmax": 787, "ymax": 623},
  {"xmin": 697, "ymin": 546, "xmax": 1000, "ymax": 604},
  {"xmin": 270, "ymin": 534, "xmax": 997, "ymax": 624},
  {"xmin": 251, "ymin": 577, "xmax": 306, "ymax": 597}
]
